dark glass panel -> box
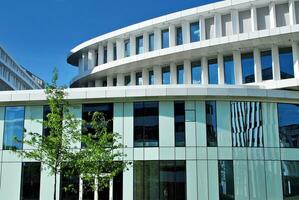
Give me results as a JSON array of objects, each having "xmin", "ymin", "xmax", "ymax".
[
  {"xmin": 174, "ymin": 101, "xmax": 185, "ymax": 147},
  {"xmin": 206, "ymin": 101, "xmax": 217, "ymax": 147},
  {"xmin": 241, "ymin": 53, "xmax": 255, "ymax": 83},
  {"xmin": 124, "ymin": 75, "xmax": 131, "ymax": 86},
  {"xmin": 136, "ymin": 72, "xmax": 143, "ymax": 86},
  {"xmin": 161, "ymin": 29, "xmax": 169, "ymax": 49},
  {"xmin": 218, "ymin": 160, "xmax": 235, "ymax": 200},
  {"xmin": 260, "ymin": 50, "xmax": 273, "ymax": 80},
  {"xmin": 20, "ymin": 162, "xmax": 41, "ymax": 200},
  {"xmin": 144, "ymin": 161, "xmax": 159, "ymax": 200},
  {"xmin": 60, "ymin": 169, "xmax": 80, "ymax": 200},
  {"xmin": 208, "ymin": 59, "xmax": 218, "ymax": 84},
  {"xmin": 160, "ymin": 161, "xmax": 175, "ymax": 200},
  {"xmin": 149, "ymin": 70, "xmax": 154, "ymax": 85},
  {"xmin": 191, "ymin": 61, "xmax": 202, "ymax": 84},
  {"xmin": 113, "ymin": 78, "xmax": 117, "ymax": 86},
  {"xmin": 224, "ymin": 56, "xmax": 235, "ymax": 85},
  {"xmin": 174, "ymin": 161, "xmax": 186, "ymax": 200},
  {"xmin": 177, "ymin": 65, "xmax": 184, "ymax": 84},
  {"xmin": 279, "ymin": 47, "xmax": 294, "ymax": 79},
  {"xmin": 149, "ymin": 33, "xmax": 155, "ymax": 52},
  {"xmin": 190, "ymin": 22, "xmax": 200, "ymax": 42},
  {"xmin": 162, "ymin": 67, "xmax": 170, "ymax": 85},
  {"xmin": 134, "ymin": 161, "xmax": 144, "ymax": 200},
  {"xmin": 282, "ymin": 161, "xmax": 299, "ymax": 199},
  {"xmin": 134, "ymin": 102, "xmax": 145, "ymax": 147},
  {"xmin": 113, "ymin": 43, "xmax": 117, "ymax": 61},
  {"xmin": 124, "ymin": 40, "xmax": 130, "ymax": 57},
  {"xmin": 113, "ymin": 172, "xmax": 123, "ymax": 200},
  {"xmin": 136, "ymin": 36, "xmax": 144, "ymax": 55},
  {"xmin": 104, "ymin": 47, "xmax": 108, "ymax": 64},
  {"xmin": 176, "ymin": 27, "xmax": 183, "ymax": 46}
]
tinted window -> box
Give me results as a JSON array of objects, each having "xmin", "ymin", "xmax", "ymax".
[
  {"xmin": 20, "ymin": 162, "xmax": 41, "ymax": 200},
  {"xmin": 218, "ymin": 160, "xmax": 234, "ymax": 200},
  {"xmin": 113, "ymin": 78, "xmax": 117, "ymax": 86},
  {"xmin": 149, "ymin": 33, "xmax": 155, "ymax": 52},
  {"xmin": 113, "ymin": 172, "xmax": 123, "ymax": 200},
  {"xmin": 278, "ymin": 103, "xmax": 299, "ymax": 148},
  {"xmin": 206, "ymin": 101, "xmax": 217, "ymax": 147},
  {"xmin": 136, "ymin": 72, "xmax": 142, "ymax": 86},
  {"xmin": 191, "ymin": 61, "xmax": 202, "ymax": 84},
  {"xmin": 3, "ymin": 106, "xmax": 25, "ymax": 150},
  {"xmin": 162, "ymin": 67, "xmax": 170, "ymax": 85},
  {"xmin": 279, "ymin": 47, "xmax": 294, "ymax": 79},
  {"xmin": 241, "ymin": 53, "xmax": 255, "ymax": 83},
  {"xmin": 282, "ymin": 161, "xmax": 299, "ymax": 199},
  {"xmin": 113, "ymin": 43, "xmax": 117, "ymax": 60},
  {"xmin": 261, "ymin": 50, "xmax": 273, "ymax": 80},
  {"xmin": 149, "ymin": 70, "xmax": 154, "ymax": 85},
  {"xmin": 176, "ymin": 27, "xmax": 183, "ymax": 46},
  {"xmin": 60, "ymin": 168, "xmax": 80, "ymax": 200},
  {"xmin": 208, "ymin": 59, "xmax": 218, "ymax": 84},
  {"xmin": 177, "ymin": 65, "xmax": 184, "ymax": 84},
  {"xmin": 224, "ymin": 56, "xmax": 235, "ymax": 84},
  {"xmin": 124, "ymin": 40, "xmax": 130, "ymax": 57},
  {"xmin": 125, "ymin": 75, "xmax": 131, "ymax": 86},
  {"xmin": 136, "ymin": 36, "xmax": 144, "ymax": 55},
  {"xmin": 190, "ymin": 22, "xmax": 200, "ymax": 42},
  {"xmin": 174, "ymin": 101, "xmax": 185, "ymax": 147},
  {"xmin": 104, "ymin": 47, "xmax": 107, "ymax": 64},
  {"xmin": 161, "ymin": 29, "xmax": 169, "ymax": 49},
  {"xmin": 134, "ymin": 101, "xmax": 159, "ymax": 147}
]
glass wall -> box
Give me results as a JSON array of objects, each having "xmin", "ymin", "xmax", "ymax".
[
  {"xmin": 241, "ymin": 53, "xmax": 255, "ymax": 83},
  {"xmin": 231, "ymin": 101, "xmax": 263, "ymax": 147},
  {"xmin": 177, "ymin": 65, "xmax": 184, "ymax": 84},
  {"xmin": 260, "ymin": 50, "xmax": 273, "ymax": 80},
  {"xmin": 218, "ymin": 160, "xmax": 234, "ymax": 200},
  {"xmin": 149, "ymin": 33, "xmax": 155, "ymax": 52},
  {"xmin": 3, "ymin": 106, "xmax": 25, "ymax": 150},
  {"xmin": 279, "ymin": 47, "xmax": 294, "ymax": 79},
  {"xmin": 176, "ymin": 27, "xmax": 183, "ymax": 46},
  {"xmin": 190, "ymin": 22, "xmax": 200, "ymax": 42},
  {"xmin": 224, "ymin": 56, "xmax": 235, "ymax": 85},
  {"xmin": 161, "ymin": 29, "xmax": 169, "ymax": 49},
  {"xmin": 136, "ymin": 72, "xmax": 143, "ymax": 86},
  {"xmin": 278, "ymin": 103, "xmax": 299, "ymax": 148},
  {"xmin": 206, "ymin": 101, "xmax": 217, "ymax": 147},
  {"xmin": 124, "ymin": 39, "xmax": 130, "ymax": 57},
  {"xmin": 208, "ymin": 59, "xmax": 218, "ymax": 84},
  {"xmin": 282, "ymin": 161, "xmax": 299, "ymax": 200},
  {"xmin": 134, "ymin": 101, "xmax": 159, "ymax": 147},
  {"xmin": 174, "ymin": 101, "xmax": 185, "ymax": 147},
  {"xmin": 191, "ymin": 61, "xmax": 202, "ymax": 84},
  {"xmin": 149, "ymin": 70, "xmax": 154, "ymax": 85},
  {"xmin": 136, "ymin": 36, "xmax": 144, "ymax": 55},
  {"xmin": 162, "ymin": 67, "xmax": 170, "ymax": 85},
  {"xmin": 20, "ymin": 162, "xmax": 41, "ymax": 200}
]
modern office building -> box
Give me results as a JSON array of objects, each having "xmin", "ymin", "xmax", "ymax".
[
  {"xmin": 1, "ymin": 0, "xmax": 299, "ymax": 199},
  {"xmin": 0, "ymin": 46, "xmax": 44, "ymax": 90}
]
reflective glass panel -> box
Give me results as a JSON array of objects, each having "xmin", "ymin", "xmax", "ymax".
[
  {"xmin": 190, "ymin": 22, "xmax": 200, "ymax": 42},
  {"xmin": 206, "ymin": 101, "xmax": 217, "ymax": 147},
  {"xmin": 124, "ymin": 40, "xmax": 130, "ymax": 57},
  {"xmin": 279, "ymin": 47, "xmax": 294, "ymax": 79},
  {"xmin": 104, "ymin": 47, "xmax": 107, "ymax": 63},
  {"xmin": 162, "ymin": 67, "xmax": 170, "ymax": 85},
  {"xmin": 20, "ymin": 162, "xmax": 41, "ymax": 200},
  {"xmin": 161, "ymin": 29, "xmax": 169, "ymax": 49},
  {"xmin": 282, "ymin": 161, "xmax": 299, "ymax": 200},
  {"xmin": 149, "ymin": 33, "xmax": 155, "ymax": 52},
  {"xmin": 261, "ymin": 50, "xmax": 273, "ymax": 80},
  {"xmin": 224, "ymin": 56, "xmax": 235, "ymax": 85},
  {"xmin": 176, "ymin": 27, "xmax": 183, "ymax": 46},
  {"xmin": 136, "ymin": 36, "xmax": 144, "ymax": 55},
  {"xmin": 191, "ymin": 61, "xmax": 202, "ymax": 84},
  {"xmin": 125, "ymin": 75, "xmax": 131, "ymax": 86},
  {"xmin": 218, "ymin": 160, "xmax": 235, "ymax": 200},
  {"xmin": 177, "ymin": 65, "xmax": 184, "ymax": 84},
  {"xmin": 241, "ymin": 53, "xmax": 255, "ymax": 83},
  {"xmin": 149, "ymin": 70, "xmax": 154, "ymax": 85},
  {"xmin": 113, "ymin": 43, "xmax": 117, "ymax": 60},
  {"xmin": 208, "ymin": 59, "xmax": 218, "ymax": 84},
  {"xmin": 174, "ymin": 101, "xmax": 185, "ymax": 147}
]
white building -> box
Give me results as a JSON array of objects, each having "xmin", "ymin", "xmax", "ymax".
[{"xmin": 1, "ymin": 0, "xmax": 299, "ymax": 199}]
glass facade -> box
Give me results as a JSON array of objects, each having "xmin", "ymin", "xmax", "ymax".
[
  {"xmin": 134, "ymin": 101, "xmax": 159, "ymax": 147},
  {"xmin": 206, "ymin": 101, "xmax": 217, "ymax": 147},
  {"xmin": 190, "ymin": 22, "xmax": 200, "ymax": 42},
  {"xmin": 149, "ymin": 33, "xmax": 155, "ymax": 52},
  {"xmin": 218, "ymin": 160, "xmax": 234, "ymax": 200},
  {"xmin": 176, "ymin": 27, "xmax": 183, "ymax": 46},
  {"xmin": 104, "ymin": 47, "xmax": 108, "ymax": 64},
  {"xmin": 241, "ymin": 53, "xmax": 255, "ymax": 83},
  {"xmin": 162, "ymin": 67, "xmax": 170, "ymax": 85},
  {"xmin": 224, "ymin": 56, "xmax": 235, "ymax": 85},
  {"xmin": 136, "ymin": 72, "xmax": 143, "ymax": 86},
  {"xmin": 161, "ymin": 29, "xmax": 169, "ymax": 49},
  {"xmin": 208, "ymin": 59, "xmax": 218, "ymax": 84},
  {"xmin": 174, "ymin": 101, "xmax": 185, "ymax": 147},
  {"xmin": 134, "ymin": 161, "xmax": 186, "ymax": 200},
  {"xmin": 231, "ymin": 101, "xmax": 263, "ymax": 147},
  {"xmin": 20, "ymin": 162, "xmax": 41, "ymax": 200},
  {"xmin": 125, "ymin": 75, "xmax": 131, "ymax": 86},
  {"xmin": 149, "ymin": 70, "xmax": 154, "ymax": 85},
  {"xmin": 278, "ymin": 103, "xmax": 299, "ymax": 148},
  {"xmin": 177, "ymin": 65, "xmax": 184, "ymax": 84},
  {"xmin": 113, "ymin": 43, "xmax": 117, "ymax": 60},
  {"xmin": 261, "ymin": 50, "xmax": 273, "ymax": 80},
  {"xmin": 282, "ymin": 161, "xmax": 299, "ymax": 200},
  {"xmin": 124, "ymin": 39, "xmax": 130, "ymax": 57},
  {"xmin": 279, "ymin": 47, "xmax": 294, "ymax": 79},
  {"xmin": 136, "ymin": 36, "xmax": 144, "ymax": 55},
  {"xmin": 3, "ymin": 106, "xmax": 25, "ymax": 150},
  {"xmin": 191, "ymin": 61, "xmax": 202, "ymax": 84}
]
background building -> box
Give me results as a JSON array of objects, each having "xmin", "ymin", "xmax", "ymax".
[{"xmin": 1, "ymin": 0, "xmax": 299, "ymax": 199}]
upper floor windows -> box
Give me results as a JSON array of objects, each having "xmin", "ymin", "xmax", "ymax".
[
  {"xmin": 125, "ymin": 75, "xmax": 131, "ymax": 86},
  {"xmin": 208, "ymin": 59, "xmax": 218, "ymax": 84},
  {"xmin": 241, "ymin": 52, "xmax": 255, "ymax": 83},
  {"xmin": 261, "ymin": 50, "xmax": 273, "ymax": 80},
  {"xmin": 191, "ymin": 61, "xmax": 202, "ymax": 84},
  {"xmin": 279, "ymin": 47, "xmax": 294, "ymax": 79},
  {"xmin": 113, "ymin": 43, "xmax": 117, "ymax": 61},
  {"xmin": 176, "ymin": 27, "xmax": 183, "ymax": 46},
  {"xmin": 149, "ymin": 70, "xmax": 154, "ymax": 85},
  {"xmin": 3, "ymin": 106, "xmax": 25, "ymax": 150},
  {"xmin": 224, "ymin": 55, "xmax": 235, "ymax": 85},
  {"xmin": 149, "ymin": 33, "xmax": 155, "ymax": 52},
  {"xmin": 161, "ymin": 29, "xmax": 169, "ymax": 49},
  {"xmin": 177, "ymin": 65, "xmax": 184, "ymax": 84},
  {"xmin": 136, "ymin": 36, "xmax": 144, "ymax": 55},
  {"xmin": 190, "ymin": 22, "xmax": 200, "ymax": 42},
  {"xmin": 174, "ymin": 101, "xmax": 185, "ymax": 147},
  {"xmin": 206, "ymin": 101, "xmax": 217, "ymax": 147},
  {"xmin": 104, "ymin": 46, "xmax": 108, "ymax": 64},
  {"xmin": 124, "ymin": 39, "xmax": 130, "ymax": 57},
  {"xmin": 162, "ymin": 66, "xmax": 170, "ymax": 85}
]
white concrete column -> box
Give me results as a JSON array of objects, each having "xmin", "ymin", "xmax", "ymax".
[
  {"xmin": 233, "ymin": 51, "xmax": 242, "ymax": 84},
  {"xmin": 253, "ymin": 48, "xmax": 262, "ymax": 83},
  {"xmin": 88, "ymin": 49, "xmax": 96, "ymax": 70},
  {"xmin": 116, "ymin": 39, "xmax": 124, "ymax": 59},
  {"xmin": 95, "ymin": 79, "xmax": 103, "ymax": 87},
  {"xmin": 117, "ymin": 74, "xmax": 124, "ymax": 86},
  {"xmin": 154, "ymin": 29, "xmax": 162, "ymax": 50},
  {"xmin": 130, "ymin": 35, "xmax": 136, "ymax": 56},
  {"xmin": 143, "ymin": 32, "xmax": 149, "ymax": 53},
  {"xmin": 217, "ymin": 54, "xmax": 225, "ymax": 84},
  {"xmin": 153, "ymin": 66, "xmax": 162, "ymax": 85},
  {"xmin": 231, "ymin": 9, "xmax": 240, "ymax": 34},
  {"xmin": 251, "ymin": 6, "xmax": 258, "ymax": 32},
  {"xmin": 215, "ymin": 13, "xmax": 222, "ymax": 38},
  {"xmin": 184, "ymin": 60, "xmax": 191, "ymax": 84},
  {"xmin": 269, "ymin": 2, "xmax": 277, "ymax": 28},
  {"xmin": 107, "ymin": 41, "xmax": 114, "ymax": 62},
  {"xmin": 142, "ymin": 68, "xmax": 149, "ymax": 85},
  {"xmin": 130, "ymin": 71, "xmax": 136, "ymax": 86},
  {"xmin": 182, "ymin": 21, "xmax": 191, "ymax": 44},
  {"xmin": 272, "ymin": 45, "xmax": 281, "ymax": 80},
  {"xmin": 200, "ymin": 16, "xmax": 206, "ymax": 41},
  {"xmin": 289, "ymin": 0, "xmax": 297, "ymax": 25},
  {"xmin": 78, "ymin": 57, "xmax": 84, "ymax": 74},
  {"xmin": 107, "ymin": 76, "xmax": 113, "ymax": 87},
  {"xmin": 202, "ymin": 57, "xmax": 208, "ymax": 84},
  {"xmin": 98, "ymin": 44, "xmax": 104, "ymax": 65},
  {"xmin": 170, "ymin": 63, "xmax": 177, "ymax": 84},
  {"xmin": 169, "ymin": 24, "xmax": 176, "ymax": 47},
  {"xmin": 292, "ymin": 42, "xmax": 299, "ymax": 78}
]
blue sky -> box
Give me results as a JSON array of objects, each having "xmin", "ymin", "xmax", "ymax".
[{"xmin": 0, "ymin": 0, "xmax": 220, "ymax": 86}]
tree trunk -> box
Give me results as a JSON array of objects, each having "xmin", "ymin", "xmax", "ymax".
[{"xmin": 54, "ymin": 172, "xmax": 57, "ymax": 200}]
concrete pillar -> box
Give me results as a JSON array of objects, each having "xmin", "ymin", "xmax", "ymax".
[
  {"xmin": 217, "ymin": 54, "xmax": 225, "ymax": 84},
  {"xmin": 269, "ymin": 2, "xmax": 277, "ymax": 28},
  {"xmin": 143, "ymin": 32, "xmax": 149, "ymax": 53},
  {"xmin": 289, "ymin": 0, "xmax": 297, "ymax": 25},
  {"xmin": 107, "ymin": 76, "xmax": 113, "ymax": 87},
  {"xmin": 117, "ymin": 74, "xmax": 124, "ymax": 86},
  {"xmin": 215, "ymin": 14, "xmax": 222, "ymax": 38},
  {"xmin": 88, "ymin": 49, "xmax": 96, "ymax": 70},
  {"xmin": 184, "ymin": 60, "xmax": 191, "ymax": 84},
  {"xmin": 107, "ymin": 41, "xmax": 114, "ymax": 62},
  {"xmin": 170, "ymin": 63, "xmax": 177, "ymax": 84},
  {"xmin": 251, "ymin": 6, "xmax": 258, "ymax": 32},
  {"xmin": 116, "ymin": 39, "xmax": 124, "ymax": 59},
  {"xmin": 142, "ymin": 68, "xmax": 149, "ymax": 85},
  {"xmin": 98, "ymin": 44, "xmax": 104, "ymax": 65},
  {"xmin": 200, "ymin": 16, "xmax": 206, "ymax": 41},
  {"xmin": 78, "ymin": 57, "xmax": 84, "ymax": 74},
  {"xmin": 233, "ymin": 51, "xmax": 242, "ymax": 84},
  {"xmin": 154, "ymin": 29, "xmax": 162, "ymax": 50},
  {"xmin": 182, "ymin": 21, "xmax": 191, "ymax": 44},
  {"xmin": 202, "ymin": 57, "xmax": 208, "ymax": 85},
  {"xmin": 95, "ymin": 79, "xmax": 103, "ymax": 87},
  {"xmin": 292, "ymin": 42, "xmax": 299, "ymax": 78},
  {"xmin": 130, "ymin": 71, "xmax": 136, "ymax": 86},
  {"xmin": 231, "ymin": 9, "xmax": 239, "ymax": 34},
  {"xmin": 153, "ymin": 66, "xmax": 162, "ymax": 85},
  {"xmin": 169, "ymin": 24, "xmax": 176, "ymax": 47},
  {"xmin": 130, "ymin": 35, "xmax": 136, "ymax": 56},
  {"xmin": 272, "ymin": 45, "xmax": 281, "ymax": 80},
  {"xmin": 253, "ymin": 48, "xmax": 262, "ymax": 83}
]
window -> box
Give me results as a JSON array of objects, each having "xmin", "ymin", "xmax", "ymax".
[
  {"xmin": 149, "ymin": 70, "xmax": 154, "ymax": 85},
  {"xmin": 174, "ymin": 101, "xmax": 185, "ymax": 147},
  {"xmin": 222, "ymin": 14, "xmax": 232, "ymax": 36},
  {"xmin": 176, "ymin": 27, "xmax": 183, "ymax": 46},
  {"xmin": 224, "ymin": 56, "xmax": 235, "ymax": 84},
  {"xmin": 191, "ymin": 61, "xmax": 202, "ymax": 84},
  {"xmin": 257, "ymin": 6, "xmax": 270, "ymax": 30},
  {"xmin": 134, "ymin": 161, "xmax": 186, "ymax": 200},
  {"xmin": 279, "ymin": 47, "xmax": 294, "ymax": 79},
  {"xmin": 231, "ymin": 101, "xmax": 263, "ymax": 147},
  {"xmin": 113, "ymin": 172, "xmax": 123, "ymax": 200},
  {"xmin": 190, "ymin": 22, "xmax": 200, "ymax": 42},
  {"xmin": 276, "ymin": 3, "xmax": 290, "ymax": 27},
  {"xmin": 282, "ymin": 161, "xmax": 299, "ymax": 199},
  {"xmin": 205, "ymin": 17, "xmax": 215, "ymax": 39},
  {"xmin": 136, "ymin": 72, "xmax": 142, "ymax": 86},
  {"xmin": 278, "ymin": 103, "xmax": 299, "ymax": 148},
  {"xmin": 161, "ymin": 29, "xmax": 169, "ymax": 49},
  {"xmin": 43, "ymin": 105, "xmax": 51, "ymax": 137},
  {"xmin": 260, "ymin": 50, "xmax": 273, "ymax": 80},
  {"xmin": 241, "ymin": 52, "xmax": 255, "ymax": 83},
  {"xmin": 60, "ymin": 168, "xmax": 80, "ymax": 200},
  {"xmin": 125, "ymin": 75, "xmax": 131, "ymax": 86},
  {"xmin": 218, "ymin": 160, "xmax": 234, "ymax": 200},
  {"xmin": 134, "ymin": 101, "xmax": 159, "ymax": 147},
  {"xmin": 208, "ymin": 59, "xmax": 218, "ymax": 84},
  {"xmin": 177, "ymin": 65, "xmax": 184, "ymax": 84},
  {"xmin": 113, "ymin": 78, "xmax": 117, "ymax": 86},
  {"xmin": 239, "ymin": 10, "xmax": 251, "ymax": 33},
  {"xmin": 149, "ymin": 33, "xmax": 155, "ymax": 51},
  {"xmin": 104, "ymin": 47, "xmax": 107, "ymax": 64},
  {"xmin": 136, "ymin": 36, "xmax": 144, "ymax": 55},
  {"xmin": 113, "ymin": 43, "xmax": 117, "ymax": 60},
  {"xmin": 162, "ymin": 67, "xmax": 170, "ymax": 85},
  {"xmin": 3, "ymin": 106, "xmax": 25, "ymax": 150},
  {"xmin": 20, "ymin": 162, "xmax": 41, "ymax": 200},
  {"xmin": 206, "ymin": 101, "xmax": 217, "ymax": 147},
  {"xmin": 124, "ymin": 40, "xmax": 130, "ymax": 57},
  {"xmin": 296, "ymin": 1, "xmax": 299, "ymax": 24}
]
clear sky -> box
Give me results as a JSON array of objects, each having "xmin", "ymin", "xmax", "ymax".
[{"xmin": 0, "ymin": 0, "xmax": 220, "ymax": 86}]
